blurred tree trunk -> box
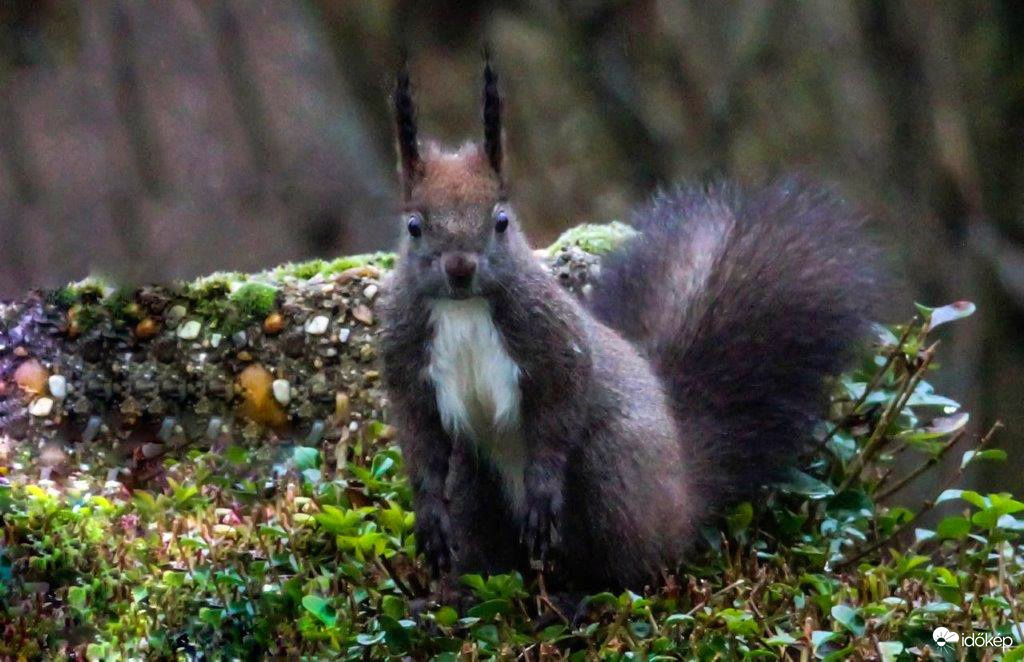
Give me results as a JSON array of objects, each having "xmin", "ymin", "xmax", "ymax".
[{"xmin": 0, "ymin": 0, "xmax": 394, "ymax": 300}]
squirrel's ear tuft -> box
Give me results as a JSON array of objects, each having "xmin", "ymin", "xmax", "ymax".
[
  {"xmin": 394, "ymin": 59, "xmax": 421, "ymax": 197},
  {"xmin": 482, "ymin": 51, "xmax": 503, "ymax": 179}
]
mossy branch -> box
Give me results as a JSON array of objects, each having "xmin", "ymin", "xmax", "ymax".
[{"xmin": 0, "ymin": 224, "xmax": 617, "ymax": 483}]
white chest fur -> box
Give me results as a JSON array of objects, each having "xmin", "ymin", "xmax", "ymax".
[{"xmin": 427, "ymin": 298, "xmax": 526, "ymax": 513}]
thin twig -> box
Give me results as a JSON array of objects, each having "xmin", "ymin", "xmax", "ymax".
[
  {"xmin": 890, "ymin": 342, "xmax": 940, "ymax": 414},
  {"xmin": 837, "ymin": 343, "xmax": 937, "ymax": 493},
  {"xmin": 535, "ymin": 570, "xmax": 569, "ymax": 626},
  {"xmin": 874, "ymin": 428, "xmax": 969, "ymax": 502},
  {"xmin": 817, "ymin": 320, "xmax": 917, "ymax": 450},
  {"xmin": 377, "ymin": 557, "xmax": 417, "ymax": 598},
  {"xmin": 835, "ymin": 422, "xmax": 1002, "ymax": 569},
  {"xmin": 1002, "ymin": 548, "xmax": 1024, "ymax": 644}
]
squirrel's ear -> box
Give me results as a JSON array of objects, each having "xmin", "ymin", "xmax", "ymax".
[
  {"xmin": 482, "ymin": 53, "xmax": 503, "ymax": 179},
  {"xmin": 394, "ymin": 61, "xmax": 421, "ymax": 198}
]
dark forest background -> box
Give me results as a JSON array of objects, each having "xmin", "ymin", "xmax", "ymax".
[{"xmin": 0, "ymin": 1, "xmax": 1021, "ymax": 490}]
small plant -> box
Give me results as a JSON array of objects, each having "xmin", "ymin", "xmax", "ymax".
[
  {"xmin": 1, "ymin": 296, "xmax": 1020, "ymax": 659},
  {"xmin": 229, "ymin": 282, "xmax": 279, "ymax": 319}
]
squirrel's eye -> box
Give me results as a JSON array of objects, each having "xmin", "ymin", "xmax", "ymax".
[
  {"xmin": 406, "ymin": 213, "xmax": 422, "ymax": 238},
  {"xmin": 494, "ymin": 210, "xmax": 509, "ymax": 233}
]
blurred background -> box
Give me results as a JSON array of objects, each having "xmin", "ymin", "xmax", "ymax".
[{"xmin": 0, "ymin": 1, "xmax": 1020, "ymax": 489}]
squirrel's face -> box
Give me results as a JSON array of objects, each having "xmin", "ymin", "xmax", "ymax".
[
  {"xmin": 393, "ymin": 60, "xmax": 519, "ymax": 300},
  {"xmin": 391, "ymin": 60, "xmax": 520, "ymax": 301},
  {"xmin": 397, "ymin": 143, "xmax": 525, "ymax": 300}
]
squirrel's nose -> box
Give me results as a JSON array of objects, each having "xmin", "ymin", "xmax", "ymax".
[{"xmin": 443, "ymin": 253, "xmax": 477, "ymax": 288}]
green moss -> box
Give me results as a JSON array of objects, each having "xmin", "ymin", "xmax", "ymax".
[
  {"xmin": 53, "ymin": 222, "xmax": 628, "ymax": 316},
  {"xmin": 546, "ymin": 220, "xmax": 637, "ymax": 256},
  {"xmin": 323, "ymin": 251, "xmax": 396, "ymax": 274},
  {"xmin": 70, "ymin": 304, "xmax": 104, "ymax": 333},
  {"xmin": 195, "ymin": 271, "xmax": 247, "ymax": 287},
  {"xmin": 51, "ymin": 286, "xmax": 79, "ymax": 308},
  {"xmin": 104, "ymin": 288, "xmax": 136, "ymax": 322},
  {"xmin": 64, "ymin": 276, "xmax": 114, "ymax": 304},
  {"xmin": 278, "ymin": 259, "xmax": 328, "ymax": 280},
  {"xmin": 52, "ymin": 222, "xmax": 628, "ymax": 318},
  {"xmin": 188, "ymin": 278, "xmax": 232, "ymax": 301},
  {"xmin": 263, "ymin": 252, "xmax": 396, "ymax": 282},
  {"xmin": 187, "ymin": 292, "xmax": 231, "ymax": 327},
  {"xmin": 229, "ymin": 282, "xmax": 279, "ymax": 319}
]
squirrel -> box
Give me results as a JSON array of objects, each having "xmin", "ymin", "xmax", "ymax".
[{"xmin": 379, "ymin": 60, "xmax": 882, "ymax": 591}]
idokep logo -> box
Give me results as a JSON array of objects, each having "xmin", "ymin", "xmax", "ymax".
[
  {"xmin": 932, "ymin": 627, "xmax": 959, "ymax": 648},
  {"xmin": 932, "ymin": 626, "xmax": 1014, "ymax": 650}
]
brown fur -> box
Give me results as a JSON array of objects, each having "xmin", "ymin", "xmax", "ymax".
[
  {"xmin": 407, "ymin": 143, "xmax": 500, "ymax": 210},
  {"xmin": 382, "ymin": 176, "xmax": 882, "ymax": 591},
  {"xmin": 382, "ymin": 65, "xmax": 883, "ymax": 592}
]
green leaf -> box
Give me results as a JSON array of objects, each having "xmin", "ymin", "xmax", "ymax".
[
  {"xmin": 936, "ymin": 489, "xmax": 988, "ymax": 509},
  {"xmin": 585, "ymin": 592, "xmax": 619, "ymax": 608},
  {"xmin": 811, "ymin": 630, "xmax": 842, "ymax": 652},
  {"xmin": 378, "ymin": 614, "xmax": 411, "ymax": 651},
  {"xmin": 822, "ymin": 647, "xmax": 855, "ymax": 662},
  {"xmin": 223, "ymin": 445, "xmax": 249, "ymax": 465},
  {"xmin": 764, "ymin": 631, "xmax": 799, "ymax": 646},
  {"xmin": 826, "ymin": 490, "xmax": 874, "ymax": 521},
  {"xmin": 292, "ymin": 446, "xmax": 320, "ymax": 471},
  {"xmin": 356, "ymin": 631, "xmax": 385, "ymax": 646},
  {"xmin": 161, "ymin": 571, "xmax": 186, "ymax": 588},
  {"xmin": 718, "ymin": 609, "xmax": 759, "ymax": 636},
  {"xmin": 973, "ymin": 509, "xmax": 1000, "ymax": 529},
  {"xmin": 301, "ymin": 594, "xmax": 337, "ymax": 627},
  {"xmin": 877, "ymin": 641, "xmax": 903, "ymax": 662},
  {"xmin": 472, "ymin": 623, "xmax": 500, "ymax": 646},
  {"xmin": 900, "ymin": 412, "xmax": 969, "ymax": 443},
  {"xmin": 997, "ymin": 514, "xmax": 1024, "ymax": 530},
  {"xmin": 1004, "ymin": 645, "xmax": 1024, "ymax": 662},
  {"xmin": 485, "ymin": 572, "xmax": 527, "ymax": 599},
  {"xmin": 198, "ymin": 607, "xmax": 224, "ymax": 627},
  {"xmin": 989, "ymin": 493, "xmax": 1024, "ymax": 515},
  {"xmin": 315, "ymin": 505, "xmax": 365, "ymax": 534},
  {"xmin": 664, "ymin": 613, "xmax": 695, "ymax": 626},
  {"xmin": 830, "ymin": 604, "xmax": 865, "ymax": 636},
  {"xmin": 936, "ymin": 516, "xmax": 971, "ymax": 540},
  {"xmin": 921, "ymin": 300, "xmax": 975, "ymax": 330},
  {"xmin": 467, "ymin": 599, "xmax": 513, "ymax": 620},
  {"xmin": 917, "ymin": 601, "xmax": 961, "ymax": 614},
  {"xmin": 371, "ymin": 454, "xmax": 396, "ymax": 479},
  {"xmin": 962, "ymin": 448, "xmax": 1007, "ymax": 468},
  {"xmin": 778, "ymin": 469, "xmax": 834, "ymax": 499},
  {"xmin": 381, "ymin": 595, "xmax": 406, "ymax": 620},
  {"xmin": 727, "ymin": 502, "xmax": 753, "ymax": 536},
  {"xmin": 68, "ymin": 586, "xmax": 87, "ymax": 609},
  {"xmin": 461, "ymin": 574, "xmax": 487, "ymax": 596},
  {"xmin": 894, "ymin": 554, "xmax": 930, "ymax": 577},
  {"xmin": 433, "ymin": 606, "xmax": 459, "ymax": 627}
]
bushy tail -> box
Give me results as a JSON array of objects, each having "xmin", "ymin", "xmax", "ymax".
[{"xmin": 590, "ymin": 179, "xmax": 883, "ymax": 510}]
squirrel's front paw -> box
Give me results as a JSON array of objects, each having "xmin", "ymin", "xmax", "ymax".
[
  {"xmin": 521, "ymin": 489, "xmax": 562, "ymax": 565},
  {"xmin": 415, "ymin": 502, "xmax": 452, "ymax": 578}
]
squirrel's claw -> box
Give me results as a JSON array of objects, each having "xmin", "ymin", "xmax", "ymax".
[
  {"xmin": 416, "ymin": 503, "xmax": 453, "ymax": 578},
  {"xmin": 522, "ymin": 493, "xmax": 560, "ymax": 565},
  {"xmin": 423, "ymin": 528, "xmax": 451, "ymax": 577}
]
